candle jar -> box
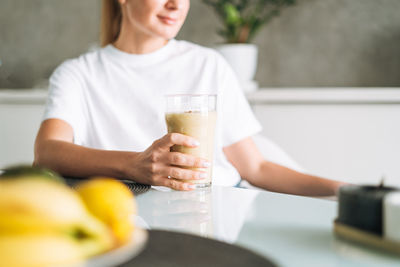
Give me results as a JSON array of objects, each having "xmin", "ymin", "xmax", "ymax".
[{"xmin": 338, "ymin": 185, "xmax": 398, "ymax": 235}]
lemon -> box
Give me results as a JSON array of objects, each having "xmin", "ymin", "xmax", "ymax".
[{"xmin": 76, "ymin": 178, "xmax": 137, "ymax": 245}]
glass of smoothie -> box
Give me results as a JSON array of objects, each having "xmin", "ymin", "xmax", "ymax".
[{"xmin": 165, "ymin": 94, "xmax": 217, "ymax": 188}]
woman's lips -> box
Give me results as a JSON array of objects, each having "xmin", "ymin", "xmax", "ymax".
[{"xmin": 157, "ymin": 15, "xmax": 178, "ymax": 25}]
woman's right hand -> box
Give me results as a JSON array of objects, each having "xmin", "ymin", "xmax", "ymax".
[{"xmin": 125, "ymin": 133, "xmax": 210, "ymax": 191}]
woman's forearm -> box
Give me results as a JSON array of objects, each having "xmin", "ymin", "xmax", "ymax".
[
  {"xmin": 247, "ymin": 161, "xmax": 345, "ymax": 197},
  {"xmin": 34, "ymin": 139, "xmax": 136, "ymax": 179},
  {"xmin": 33, "ymin": 133, "xmax": 211, "ymax": 190}
]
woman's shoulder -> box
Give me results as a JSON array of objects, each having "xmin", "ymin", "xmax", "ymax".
[{"xmin": 51, "ymin": 48, "xmax": 104, "ymax": 79}]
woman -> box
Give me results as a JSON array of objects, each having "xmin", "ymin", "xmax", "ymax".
[{"xmin": 34, "ymin": 0, "xmax": 345, "ymax": 195}]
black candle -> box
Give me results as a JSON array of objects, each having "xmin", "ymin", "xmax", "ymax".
[{"xmin": 338, "ymin": 184, "xmax": 398, "ymax": 235}]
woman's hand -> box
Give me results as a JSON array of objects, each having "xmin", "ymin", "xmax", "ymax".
[{"xmin": 126, "ymin": 133, "xmax": 210, "ymax": 191}]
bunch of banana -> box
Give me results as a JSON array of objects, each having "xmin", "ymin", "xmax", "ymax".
[{"xmin": 0, "ymin": 165, "xmax": 136, "ymax": 267}]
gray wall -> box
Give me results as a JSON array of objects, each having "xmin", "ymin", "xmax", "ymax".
[
  {"xmin": 0, "ymin": 0, "xmax": 101, "ymax": 88},
  {"xmin": 1, "ymin": 0, "xmax": 400, "ymax": 88}
]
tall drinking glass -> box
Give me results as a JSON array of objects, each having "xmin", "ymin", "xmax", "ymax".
[{"xmin": 165, "ymin": 94, "xmax": 217, "ymax": 188}]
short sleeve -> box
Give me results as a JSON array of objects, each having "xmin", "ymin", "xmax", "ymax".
[
  {"xmin": 43, "ymin": 60, "xmax": 86, "ymax": 144},
  {"xmin": 218, "ymin": 58, "xmax": 262, "ymax": 147}
]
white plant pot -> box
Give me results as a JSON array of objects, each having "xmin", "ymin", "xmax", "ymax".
[{"xmin": 215, "ymin": 44, "xmax": 259, "ymax": 93}]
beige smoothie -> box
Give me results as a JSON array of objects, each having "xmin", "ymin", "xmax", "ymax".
[{"xmin": 165, "ymin": 111, "xmax": 217, "ymax": 186}]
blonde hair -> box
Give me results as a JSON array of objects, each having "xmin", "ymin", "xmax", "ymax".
[{"xmin": 100, "ymin": 0, "xmax": 122, "ymax": 47}]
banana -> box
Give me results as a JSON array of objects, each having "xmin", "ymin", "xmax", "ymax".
[
  {"xmin": 0, "ymin": 177, "xmax": 114, "ymax": 259},
  {"xmin": 0, "ymin": 234, "xmax": 84, "ymax": 267},
  {"xmin": 0, "ymin": 177, "xmax": 87, "ymax": 224}
]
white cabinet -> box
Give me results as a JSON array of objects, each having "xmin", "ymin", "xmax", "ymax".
[
  {"xmin": 248, "ymin": 89, "xmax": 400, "ymax": 187},
  {"xmin": 1, "ymin": 88, "xmax": 400, "ymax": 188},
  {"xmin": 0, "ymin": 90, "xmax": 46, "ymax": 168}
]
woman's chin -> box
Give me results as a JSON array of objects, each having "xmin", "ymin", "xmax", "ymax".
[{"xmin": 151, "ymin": 25, "xmax": 182, "ymax": 40}]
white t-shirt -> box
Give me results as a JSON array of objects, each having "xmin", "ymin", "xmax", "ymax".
[{"xmin": 43, "ymin": 39, "xmax": 262, "ymax": 186}]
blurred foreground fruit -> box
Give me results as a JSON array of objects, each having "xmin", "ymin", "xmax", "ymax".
[
  {"xmin": 0, "ymin": 234, "xmax": 84, "ymax": 267},
  {"xmin": 0, "ymin": 174, "xmax": 114, "ymax": 266},
  {"xmin": 0, "ymin": 164, "xmax": 63, "ymax": 183},
  {"xmin": 76, "ymin": 178, "xmax": 137, "ymax": 245}
]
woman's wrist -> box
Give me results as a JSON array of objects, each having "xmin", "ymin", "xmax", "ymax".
[{"xmin": 116, "ymin": 151, "xmax": 141, "ymax": 180}]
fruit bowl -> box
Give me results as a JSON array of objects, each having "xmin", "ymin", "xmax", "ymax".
[
  {"xmin": 74, "ymin": 228, "xmax": 148, "ymax": 267},
  {"xmin": 0, "ymin": 167, "xmax": 146, "ymax": 267}
]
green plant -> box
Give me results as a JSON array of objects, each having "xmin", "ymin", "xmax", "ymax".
[{"xmin": 203, "ymin": 0, "xmax": 296, "ymax": 43}]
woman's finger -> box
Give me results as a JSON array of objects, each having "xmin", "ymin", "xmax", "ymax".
[
  {"xmin": 165, "ymin": 152, "xmax": 210, "ymax": 168},
  {"xmin": 162, "ymin": 166, "xmax": 207, "ymax": 181},
  {"xmin": 156, "ymin": 133, "xmax": 199, "ymax": 149},
  {"xmin": 155, "ymin": 177, "xmax": 195, "ymax": 191}
]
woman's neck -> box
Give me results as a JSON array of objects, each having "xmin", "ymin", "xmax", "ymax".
[{"xmin": 113, "ymin": 21, "xmax": 168, "ymax": 54}]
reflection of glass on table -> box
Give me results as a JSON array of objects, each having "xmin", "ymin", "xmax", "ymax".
[
  {"xmin": 137, "ymin": 186, "xmax": 259, "ymax": 242},
  {"xmin": 140, "ymin": 187, "xmax": 214, "ymax": 238}
]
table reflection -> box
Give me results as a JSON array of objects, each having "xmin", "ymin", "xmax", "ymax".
[{"xmin": 136, "ymin": 186, "xmax": 259, "ymax": 243}]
